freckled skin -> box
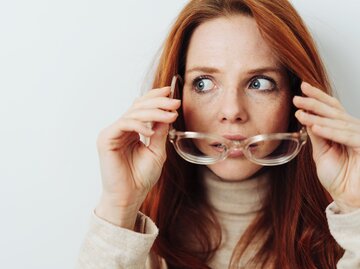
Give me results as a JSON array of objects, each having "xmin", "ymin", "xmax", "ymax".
[{"xmin": 183, "ymin": 15, "xmax": 292, "ymax": 181}]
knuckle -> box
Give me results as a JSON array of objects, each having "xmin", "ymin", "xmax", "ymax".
[
  {"xmin": 345, "ymin": 131, "xmax": 354, "ymax": 142},
  {"xmin": 308, "ymin": 99, "xmax": 317, "ymax": 109},
  {"xmin": 161, "ymin": 97, "xmax": 169, "ymax": 105},
  {"xmin": 96, "ymin": 129, "xmax": 109, "ymax": 148},
  {"xmin": 300, "ymin": 110, "xmax": 310, "ymax": 121},
  {"xmin": 330, "ymin": 96, "xmax": 341, "ymax": 106},
  {"xmin": 132, "ymin": 97, "xmax": 142, "ymax": 106},
  {"xmin": 341, "ymin": 120, "xmax": 351, "ymax": 129},
  {"xmin": 332, "ymin": 109, "xmax": 342, "ymax": 119},
  {"xmin": 96, "ymin": 119, "xmax": 127, "ymax": 150}
]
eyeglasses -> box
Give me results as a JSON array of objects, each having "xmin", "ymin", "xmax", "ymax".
[{"xmin": 168, "ymin": 75, "xmax": 308, "ymax": 166}]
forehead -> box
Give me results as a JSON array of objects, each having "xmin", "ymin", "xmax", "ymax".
[{"xmin": 186, "ymin": 15, "xmax": 280, "ymax": 71}]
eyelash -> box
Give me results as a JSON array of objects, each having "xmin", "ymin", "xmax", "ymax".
[
  {"xmin": 191, "ymin": 75, "xmax": 278, "ymax": 93},
  {"xmin": 249, "ymin": 75, "xmax": 277, "ymax": 92},
  {"xmin": 191, "ymin": 75, "xmax": 214, "ymax": 93}
]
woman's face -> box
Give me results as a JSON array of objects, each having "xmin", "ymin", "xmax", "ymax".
[{"xmin": 183, "ymin": 15, "xmax": 292, "ymax": 181}]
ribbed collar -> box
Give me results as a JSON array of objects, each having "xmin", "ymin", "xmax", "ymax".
[{"xmin": 201, "ymin": 167, "xmax": 270, "ymax": 215}]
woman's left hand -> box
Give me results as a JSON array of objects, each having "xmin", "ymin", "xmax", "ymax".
[{"xmin": 293, "ymin": 82, "xmax": 360, "ymax": 213}]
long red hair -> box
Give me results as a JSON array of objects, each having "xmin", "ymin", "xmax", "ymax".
[{"xmin": 141, "ymin": 0, "xmax": 343, "ymax": 268}]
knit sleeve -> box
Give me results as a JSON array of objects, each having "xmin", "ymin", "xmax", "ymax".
[
  {"xmin": 76, "ymin": 211, "xmax": 159, "ymax": 269},
  {"xmin": 326, "ymin": 201, "xmax": 360, "ymax": 269}
]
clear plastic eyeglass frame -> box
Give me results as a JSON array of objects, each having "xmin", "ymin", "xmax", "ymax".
[{"xmin": 167, "ymin": 75, "xmax": 308, "ymax": 166}]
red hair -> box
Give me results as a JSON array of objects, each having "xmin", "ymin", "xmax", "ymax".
[{"xmin": 141, "ymin": 0, "xmax": 343, "ymax": 268}]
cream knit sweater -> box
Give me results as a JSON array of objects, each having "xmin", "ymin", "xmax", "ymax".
[{"xmin": 76, "ymin": 168, "xmax": 360, "ymax": 269}]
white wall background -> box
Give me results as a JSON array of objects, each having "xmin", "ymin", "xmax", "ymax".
[{"xmin": 0, "ymin": 1, "xmax": 359, "ymax": 268}]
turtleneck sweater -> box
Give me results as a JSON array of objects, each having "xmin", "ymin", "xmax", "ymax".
[
  {"xmin": 76, "ymin": 167, "xmax": 360, "ymax": 269},
  {"xmin": 201, "ymin": 166, "xmax": 269, "ymax": 268}
]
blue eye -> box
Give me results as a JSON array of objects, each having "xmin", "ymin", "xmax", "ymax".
[
  {"xmin": 249, "ymin": 77, "xmax": 275, "ymax": 91},
  {"xmin": 192, "ymin": 76, "xmax": 215, "ymax": 93}
]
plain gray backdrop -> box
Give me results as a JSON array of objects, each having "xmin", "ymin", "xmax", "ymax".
[{"xmin": 0, "ymin": 1, "xmax": 359, "ymax": 268}]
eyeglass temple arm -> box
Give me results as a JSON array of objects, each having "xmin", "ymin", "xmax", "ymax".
[{"xmin": 168, "ymin": 75, "xmax": 179, "ymax": 132}]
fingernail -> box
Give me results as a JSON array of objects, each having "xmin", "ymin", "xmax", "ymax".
[
  {"xmin": 295, "ymin": 110, "xmax": 303, "ymax": 117},
  {"xmin": 301, "ymin": 81, "xmax": 311, "ymax": 89},
  {"xmin": 293, "ymin": 95, "xmax": 302, "ymax": 104}
]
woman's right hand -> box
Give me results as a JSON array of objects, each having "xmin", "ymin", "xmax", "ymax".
[{"xmin": 95, "ymin": 86, "xmax": 181, "ymax": 229}]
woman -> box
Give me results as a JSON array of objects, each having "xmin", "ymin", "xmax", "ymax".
[{"xmin": 77, "ymin": 0, "xmax": 360, "ymax": 268}]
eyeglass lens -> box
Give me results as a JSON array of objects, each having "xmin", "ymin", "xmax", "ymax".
[{"xmin": 175, "ymin": 136, "xmax": 300, "ymax": 162}]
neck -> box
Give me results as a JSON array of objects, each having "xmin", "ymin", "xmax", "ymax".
[
  {"xmin": 200, "ymin": 166, "xmax": 270, "ymax": 215},
  {"xmin": 199, "ymin": 166, "xmax": 271, "ymax": 268}
]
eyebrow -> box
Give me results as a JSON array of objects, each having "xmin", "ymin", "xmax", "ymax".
[
  {"xmin": 186, "ymin": 66, "xmax": 220, "ymax": 75},
  {"xmin": 185, "ymin": 66, "xmax": 284, "ymax": 76}
]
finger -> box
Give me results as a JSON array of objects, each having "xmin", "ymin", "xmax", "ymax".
[
  {"xmin": 133, "ymin": 97, "xmax": 181, "ymax": 111},
  {"xmin": 301, "ymin": 82, "xmax": 344, "ymax": 110},
  {"xmin": 310, "ymin": 124, "xmax": 360, "ymax": 148},
  {"xmin": 293, "ymin": 95, "xmax": 351, "ymax": 122},
  {"xmin": 137, "ymin": 87, "xmax": 171, "ymax": 101},
  {"xmin": 304, "ymin": 126, "xmax": 331, "ymax": 161},
  {"xmin": 125, "ymin": 109, "xmax": 178, "ymax": 123},
  {"xmin": 105, "ymin": 118, "xmax": 155, "ymax": 139},
  {"xmin": 147, "ymin": 122, "xmax": 169, "ymax": 161},
  {"xmin": 97, "ymin": 119, "xmax": 155, "ymax": 152},
  {"xmin": 295, "ymin": 110, "xmax": 360, "ymax": 133}
]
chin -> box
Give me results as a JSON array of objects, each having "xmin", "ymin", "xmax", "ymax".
[{"xmin": 207, "ymin": 158, "xmax": 264, "ymax": 181}]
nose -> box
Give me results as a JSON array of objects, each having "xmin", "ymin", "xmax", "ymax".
[{"xmin": 218, "ymin": 88, "xmax": 249, "ymax": 123}]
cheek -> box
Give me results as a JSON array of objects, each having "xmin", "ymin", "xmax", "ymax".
[
  {"xmin": 257, "ymin": 97, "xmax": 292, "ymax": 132},
  {"xmin": 182, "ymin": 94, "xmax": 214, "ymax": 131}
]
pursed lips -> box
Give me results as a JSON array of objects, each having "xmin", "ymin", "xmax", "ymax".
[{"xmin": 209, "ymin": 133, "xmax": 248, "ymax": 158}]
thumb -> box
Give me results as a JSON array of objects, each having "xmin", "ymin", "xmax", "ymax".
[
  {"xmin": 306, "ymin": 126, "xmax": 330, "ymax": 161},
  {"xmin": 148, "ymin": 122, "xmax": 169, "ymax": 160}
]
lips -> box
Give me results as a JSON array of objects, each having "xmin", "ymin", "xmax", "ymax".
[
  {"xmin": 222, "ymin": 134, "xmax": 247, "ymax": 140},
  {"xmin": 209, "ymin": 134, "xmax": 248, "ymax": 158},
  {"xmin": 228, "ymin": 149, "xmax": 244, "ymax": 158}
]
